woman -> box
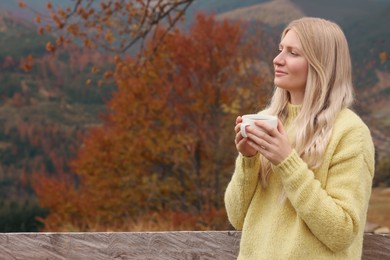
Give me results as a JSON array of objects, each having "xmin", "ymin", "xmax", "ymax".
[{"xmin": 224, "ymin": 17, "xmax": 375, "ymax": 259}]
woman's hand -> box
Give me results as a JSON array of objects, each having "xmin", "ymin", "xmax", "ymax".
[
  {"xmin": 244, "ymin": 119, "xmax": 292, "ymax": 165},
  {"xmin": 234, "ymin": 116, "xmax": 258, "ymax": 157}
]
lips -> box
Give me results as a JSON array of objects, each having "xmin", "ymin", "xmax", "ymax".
[{"xmin": 275, "ymin": 70, "xmax": 287, "ymax": 76}]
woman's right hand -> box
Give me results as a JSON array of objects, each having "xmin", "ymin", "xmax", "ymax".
[{"xmin": 234, "ymin": 116, "xmax": 258, "ymax": 157}]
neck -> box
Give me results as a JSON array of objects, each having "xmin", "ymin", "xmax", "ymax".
[{"xmin": 289, "ymin": 91, "xmax": 304, "ymax": 105}]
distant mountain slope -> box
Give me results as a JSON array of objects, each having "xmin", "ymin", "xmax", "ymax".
[
  {"xmin": 216, "ymin": 0, "xmax": 304, "ymax": 26},
  {"xmin": 189, "ymin": 0, "xmax": 268, "ymax": 14},
  {"xmin": 0, "ymin": 10, "xmax": 49, "ymax": 59},
  {"xmin": 291, "ymin": 0, "xmax": 390, "ymax": 88},
  {"xmin": 0, "ymin": 0, "xmax": 64, "ymax": 18},
  {"xmin": 291, "ymin": 0, "xmax": 386, "ymax": 23}
]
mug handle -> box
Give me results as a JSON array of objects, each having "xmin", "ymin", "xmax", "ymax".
[{"xmin": 240, "ymin": 122, "xmax": 250, "ymax": 138}]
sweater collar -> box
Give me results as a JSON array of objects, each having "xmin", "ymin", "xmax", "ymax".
[{"xmin": 287, "ymin": 103, "xmax": 302, "ymax": 119}]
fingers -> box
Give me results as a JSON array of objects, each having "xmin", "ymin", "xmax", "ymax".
[
  {"xmin": 253, "ymin": 121, "xmax": 278, "ymax": 136},
  {"xmin": 276, "ymin": 119, "xmax": 286, "ymax": 135},
  {"xmin": 235, "ymin": 116, "xmax": 243, "ymax": 125},
  {"xmin": 248, "ymin": 140, "xmax": 268, "ymax": 154},
  {"xmin": 235, "ymin": 131, "xmax": 244, "ymax": 144},
  {"xmin": 246, "ymin": 120, "xmax": 276, "ymax": 142},
  {"xmin": 246, "ymin": 119, "xmax": 292, "ymax": 164},
  {"xmin": 245, "ymin": 121, "xmax": 280, "ymax": 153},
  {"xmin": 246, "ymin": 129, "xmax": 272, "ymax": 146},
  {"xmin": 234, "ymin": 116, "xmax": 242, "ymax": 133},
  {"xmin": 235, "ymin": 130, "xmax": 258, "ymax": 157}
]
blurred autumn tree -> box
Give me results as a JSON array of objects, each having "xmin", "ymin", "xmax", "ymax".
[{"xmin": 32, "ymin": 13, "xmax": 272, "ymax": 231}]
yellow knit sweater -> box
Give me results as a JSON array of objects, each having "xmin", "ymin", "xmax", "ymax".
[{"xmin": 224, "ymin": 104, "xmax": 375, "ymax": 259}]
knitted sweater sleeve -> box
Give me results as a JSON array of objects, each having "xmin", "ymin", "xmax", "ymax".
[
  {"xmin": 272, "ymin": 119, "xmax": 375, "ymax": 252},
  {"xmin": 224, "ymin": 153, "xmax": 261, "ymax": 230}
]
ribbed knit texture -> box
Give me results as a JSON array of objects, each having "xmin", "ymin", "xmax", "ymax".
[{"xmin": 224, "ymin": 104, "xmax": 375, "ymax": 259}]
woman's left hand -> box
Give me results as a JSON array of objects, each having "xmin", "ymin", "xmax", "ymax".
[{"xmin": 245, "ymin": 119, "xmax": 292, "ymax": 165}]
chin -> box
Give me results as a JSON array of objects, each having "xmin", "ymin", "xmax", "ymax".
[{"xmin": 274, "ymin": 81, "xmax": 287, "ymax": 89}]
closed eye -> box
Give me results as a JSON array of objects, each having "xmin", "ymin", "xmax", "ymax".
[{"xmin": 278, "ymin": 47, "xmax": 301, "ymax": 57}]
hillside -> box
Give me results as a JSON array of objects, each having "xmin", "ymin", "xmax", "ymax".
[
  {"xmin": 0, "ymin": 10, "xmax": 50, "ymax": 60},
  {"xmin": 0, "ymin": 0, "xmax": 64, "ymax": 19},
  {"xmin": 217, "ymin": 0, "xmax": 304, "ymax": 26},
  {"xmin": 0, "ymin": 8, "xmax": 114, "ymax": 231}
]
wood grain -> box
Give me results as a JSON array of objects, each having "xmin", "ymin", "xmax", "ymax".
[
  {"xmin": 363, "ymin": 233, "xmax": 390, "ymax": 260},
  {"xmin": 0, "ymin": 231, "xmax": 388, "ymax": 259},
  {"xmin": 0, "ymin": 231, "xmax": 240, "ymax": 260}
]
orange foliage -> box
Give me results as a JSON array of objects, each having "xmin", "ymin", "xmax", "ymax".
[
  {"xmin": 33, "ymin": 14, "xmax": 272, "ymax": 231},
  {"xmin": 34, "ymin": 15, "xmax": 41, "ymax": 24},
  {"xmin": 45, "ymin": 41, "xmax": 55, "ymax": 52},
  {"xmin": 379, "ymin": 51, "xmax": 389, "ymax": 64},
  {"xmin": 18, "ymin": 1, "xmax": 26, "ymax": 9},
  {"xmin": 32, "ymin": 173, "xmax": 81, "ymax": 230},
  {"xmin": 20, "ymin": 54, "xmax": 33, "ymax": 72}
]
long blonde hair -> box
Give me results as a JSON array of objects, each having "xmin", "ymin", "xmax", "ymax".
[{"xmin": 260, "ymin": 17, "xmax": 354, "ymax": 187}]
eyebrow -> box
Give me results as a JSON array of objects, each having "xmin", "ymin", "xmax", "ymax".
[{"xmin": 278, "ymin": 44, "xmax": 301, "ymax": 50}]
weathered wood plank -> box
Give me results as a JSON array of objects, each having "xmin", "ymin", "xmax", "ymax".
[
  {"xmin": 0, "ymin": 231, "xmax": 240, "ymax": 260},
  {"xmin": 0, "ymin": 231, "xmax": 388, "ymax": 260},
  {"xmin": 363, "ymin": 233, "xmax": 390, "ymax": 260}
]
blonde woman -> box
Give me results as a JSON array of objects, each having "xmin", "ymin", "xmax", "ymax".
[{"xmin": 225, "ymin": 17, "xmax": 375, "ymax": 259}]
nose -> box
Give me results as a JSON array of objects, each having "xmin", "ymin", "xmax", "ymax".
[{"xmin": 273, "ymin": 51, "xmax": 285, "ymax": 66}]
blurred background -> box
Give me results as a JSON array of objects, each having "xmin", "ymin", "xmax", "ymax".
[{"xmin": 0, "ymin": 0, "xmax": 389, "ymax": 233}]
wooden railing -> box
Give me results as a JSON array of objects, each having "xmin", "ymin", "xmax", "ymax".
[{"xmin": 0, "ymin": 231, "xmax": 389, "ymax": 259}]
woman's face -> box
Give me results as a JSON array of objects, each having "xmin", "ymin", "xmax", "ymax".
[{"xmin": 273, "ymin": 29, "xmax": 308, "ymax": 104}]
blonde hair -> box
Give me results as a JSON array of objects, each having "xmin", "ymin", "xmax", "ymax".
[{"xmin": 260, "ymin": 17, "xmax": 354, "ymax": 187}]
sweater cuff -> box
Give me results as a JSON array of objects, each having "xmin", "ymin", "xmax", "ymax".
[
  {"xmin": 272, "ymin": 149, "xmax": 307, "ymax": 181},
  {"xmin": 235, "ymin": 153, "xmax": 260, "ymax": 184},
  {"xmin": 239, "ymin": 152, "xmax": 260, "ymax": 168}
]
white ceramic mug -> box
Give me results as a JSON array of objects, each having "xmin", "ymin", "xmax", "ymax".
[{"xmin": 240, "ymin": 114, "xmax": 278, "ymax": 138}]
